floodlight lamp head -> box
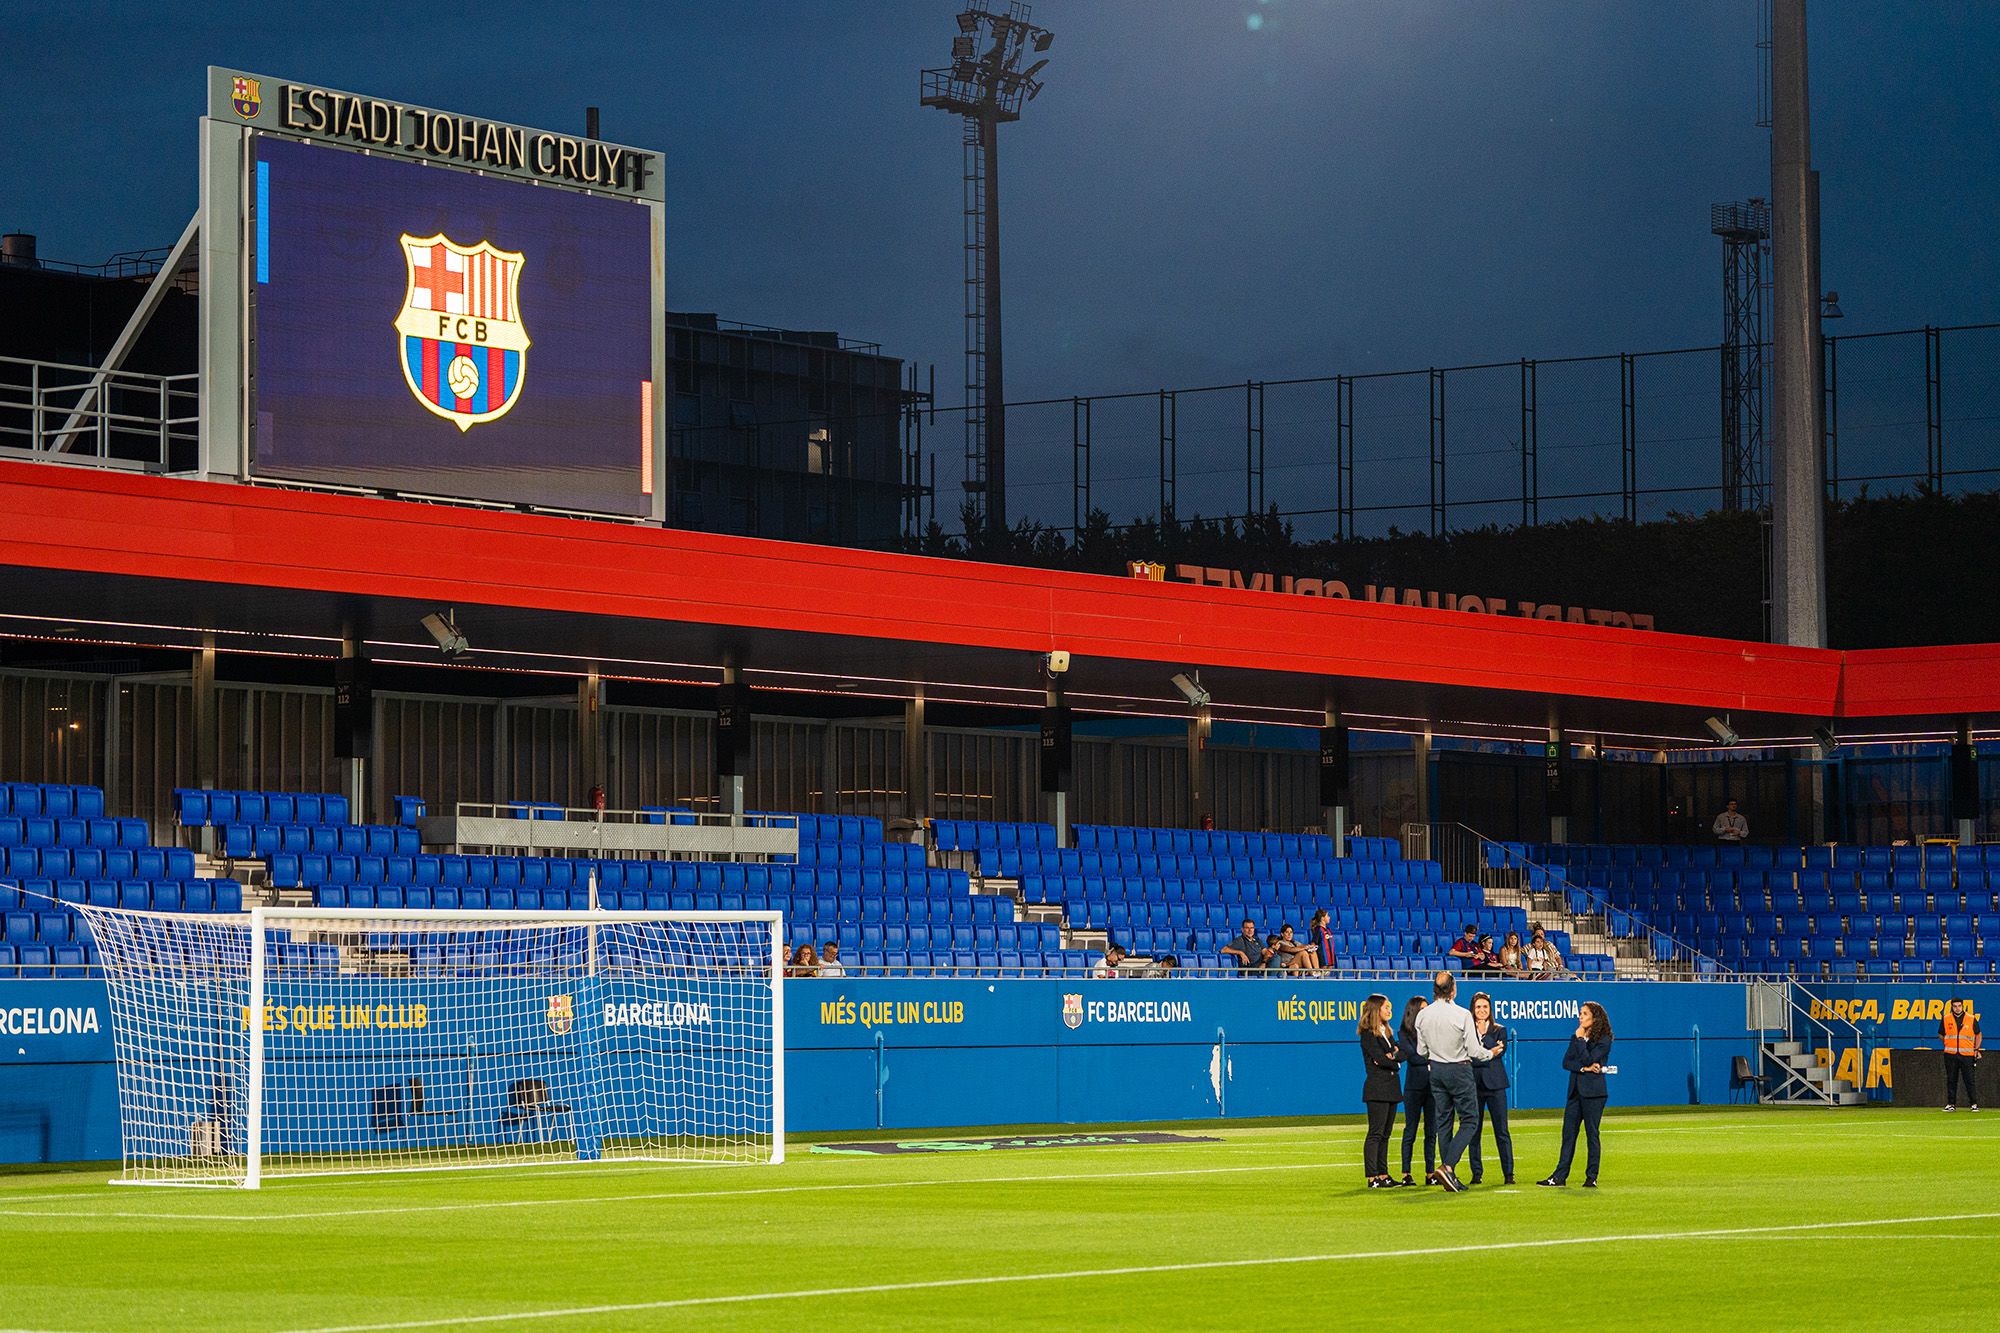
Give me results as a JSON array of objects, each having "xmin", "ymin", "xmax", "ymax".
[
  {"xmin": 1033, "ymin": 30, "xmax": 1054, "ymax": 52},
  {"xmin": 956, "ymin": 10, "xmax": 980, "ymax": 33},
  {"xmin": 421, "ymin": 610, "xmax": 469, "ymax": 659},
  {"xmin": 1812, "ymin": 725, "xmax": 1839, "ymax": 758},
  {"xmin": 1170, "ymin": 672, "xmax": 1211, "ymax": 709},
  {"xmin": 1703, "ymin": 715, "xmax": 1739, "ymax": 746}
]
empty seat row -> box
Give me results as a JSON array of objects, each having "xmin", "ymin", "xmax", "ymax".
[
  {"xmin": 0, "ymin": 816, "xmax": 154, "ymax": 851},
  {"xmin": 985, "ymin": 848, "xmax": 1433, "ymax": 884},
  {"xmin": 175, "ymin": 788, "xmax": 350, "ymax": 828},
  {"xmin": 0, "ymin": 942, "xmax": 98, "ymax": 977},
  {"xmin": 3, "ymin": 845, "xmax": 196, "ymax": 881},
  {"xmin": 1, "ymin": 877, "xmax": 242, "ymax": 915},
  {"xmin": 0, "ymin": 783, "xmax": 106, "ymax": 820},
  {"xmin": 221, "ymin": 821, "xmax": 420, "ymax": 859},
  {"xmin": 792, "ymin": 841, "xmax": 926, "ymax": 870}
]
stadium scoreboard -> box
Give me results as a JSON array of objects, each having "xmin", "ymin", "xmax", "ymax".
[{"xmin": 199, "ymin": 68, "xmax": 667, "ymax": 519}]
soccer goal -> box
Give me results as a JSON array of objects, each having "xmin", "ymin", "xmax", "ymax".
[{"xmin": 76, "ymin": 906, "xmax": 784, "ymax": 1188}]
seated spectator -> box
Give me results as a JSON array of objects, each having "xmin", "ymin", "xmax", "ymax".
[
  {"xmin": 1448, "ymin": 925, "xmax": 1482, "ymax": 964},
  {"xmin": 1309, "ymin": 908, "xmax": 1338, "ymax": 974},
  {"xmin": 1138, "ymin": 953, "xmax": 1178, "ymax": 978},
  {"xmin": 1497, "ymin": 930, "xmax": 1525, "ymax": 975},
  {"xmin": 1270, "ymin": 923, "xmax": 1316, "ymax": 972},
  {"xmin": 1471, "ymin": 933, "xmax": 1500, "ymax": 973},
  {"xmin": 1094, "ymin": 942, "xmax": 1128, "ymax": 979},
  {"xmin": 791, "ymin": 943, "xmax": 819, "ymax": 978},
  {"xmin": 1524, "ymin": 927, "xmax": 1563, "ymax": 976},
  {"xmin": 1221, "ymin": 919, "xmax": 1271, "ymax": 973},
  {"xmin": 817, "ymin": 940, "xmax": 846, "ymax": 978}
]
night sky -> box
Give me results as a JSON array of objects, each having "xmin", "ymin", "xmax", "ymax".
[{"xmin": 4, "ymin": 1, "xmax": 1996, "ymax": 527}]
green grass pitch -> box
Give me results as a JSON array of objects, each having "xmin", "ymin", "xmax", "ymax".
[{"xmin": 2, "ymin": 1107, "xmax": 1995, "ymax": 1330}]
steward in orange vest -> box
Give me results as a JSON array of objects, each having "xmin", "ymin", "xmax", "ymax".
[{"xmin": 1941, "ymin": 999, "xmax": 1982, "ymax": 1111}]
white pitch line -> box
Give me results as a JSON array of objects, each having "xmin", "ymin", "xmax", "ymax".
[
  {"xmin": 280, "ymin": 1210, "xmax": 2000, "ymax": 1332},
  {"xmin": 0, "ymin": 1160, "xmax": 1349, "ymax": 1224}
]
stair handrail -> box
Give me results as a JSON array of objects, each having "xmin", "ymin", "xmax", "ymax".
[{"xmin": 1404, "ymin": 822, "xmax": 1726, "ymax": 981}]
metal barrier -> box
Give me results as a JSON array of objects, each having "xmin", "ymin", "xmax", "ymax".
[{"xmin": 0, "ymin": 354, "xmax": 197, "ymax": 469}]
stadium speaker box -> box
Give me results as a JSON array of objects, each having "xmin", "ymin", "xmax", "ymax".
[
  {"xmin": 1040, "ymin": 705, "xmax": 1073, "ymax": 794},
  {"xmin": 1949, "ymin": 740, "xmax": 1979, "ymax": 821},
  {"xmin": 1544, "ymin": 732, "xmax": 1571, "ymax": 817},
  {"xmin": 715, "ymin": 682, "xmax": 753, "ymax": 778},
  {"xmin": 334, "ymin": 656, "xmax": 374, "ymax": 760},
  {"xmin": 1319, "ymin": 724, "xmax": 1350, "ymax": 806}
]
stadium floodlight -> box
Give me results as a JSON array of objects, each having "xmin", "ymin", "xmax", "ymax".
[
  {"xmin": 78, "ymin": 904, "xmax": 785, "ymax": 1187},
  {"xmin": 1704, "ymin": 715, "xmax": 1740, "ymax": 746},
  {"xmin": 956, "ymin": 10, "xmax": 980, "ymax": 32},
  {"xmin": 421, "ymin": 609, "xmax": 469, "ymax": 658},
  {"xmin": 1822, "ymin": 291, "xmax": 1844, "ymax": 319},
  {"xmin": 1171, "ymin": 672, "xmax": 1211, "ymax": 709},
  {"xmin": 1033, "ymin": 29, "xmax": 1054, "ymax": 51}
]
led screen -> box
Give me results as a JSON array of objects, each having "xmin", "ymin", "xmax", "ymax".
[{"xmin": 251, "ymin": 136, "xmax": 655, "ymax": 515}]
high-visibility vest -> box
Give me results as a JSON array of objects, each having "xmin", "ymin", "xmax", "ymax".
[{"xmin": 1944, "ymin": 1008, "xmax": 1981, "ymax": 1057}]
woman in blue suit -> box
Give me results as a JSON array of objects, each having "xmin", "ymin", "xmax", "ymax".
[
  {"xmin": 1397, "ymin": 996, "xmax": 1436, "ymax": 1185},
  {"xmin": 1540, "ymin": 1000, "xmax": 1613, "ymax": 1188},
  {"xmin": 1466, "ymin": 992, "xmax": 1513, "ymax": 1185}
]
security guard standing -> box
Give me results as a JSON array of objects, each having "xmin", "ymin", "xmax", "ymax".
[{"xmin": 1942, "ymin": 996, "xmax": 1982, "ymax": 1112}]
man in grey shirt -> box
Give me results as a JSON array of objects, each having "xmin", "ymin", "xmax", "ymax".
[
  {"xmin": 1415, "ymin": 970, "xmax": 1501, "ymax": 1192},
  {"xmin": 1712, "ymin": 799, "xmax": 1748, "ymax": 843}
]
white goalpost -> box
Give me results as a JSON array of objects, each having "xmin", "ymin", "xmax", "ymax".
[{"xmin": 75, "ymin": 906, "xmax": 785, "ymax": 1188}]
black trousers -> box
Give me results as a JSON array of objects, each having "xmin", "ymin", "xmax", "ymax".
[
  {"xmin": 1400, "ymin": 1081, "xmax": 1435, "ymax": 1175},
  {"xmin": 1364, "ymin": 1100, "xmax": 1398, "ymax": 1178},
  {"xmin": 1944, "ymin": 1054, "xmax": 1980, "ymax": 1105},
  {"xmin": 1468, "ymin": 1086, "xmax": 1513, "ymax": 1180},
  {"xmin": 1429, "ymin": 1062, "xmax": 1481, "ymax": 1169},
  {"xmin": 1552, "ymin": 1095, "xmax": 1606, "ymax": 1183}
]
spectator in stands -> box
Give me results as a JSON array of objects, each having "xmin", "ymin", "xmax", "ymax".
[
  {"xmin": 1712, "ymin": 798, "xmax": 1749, "ymax": 843},
  {"xmin": 1222, "ymin": 920, "xmax": 1272, "ymax": 973},
  {"xmin": 817, "ymin": 941, "xmax": 846, "ymax": 978},
  {"xmin": 1309, "ymin": 908, "xmax": 1339, "ymax": 974},
  {"xmin": 1524, "ymin": 927, "xmax": 1564, "ymax": 976},
  {"xmin": 1270, "ymin": 924, "xmax": 1316, "ymax": 972},
  {"xmin": 1471, "ymin": 933, "xmax": 1500, "ymax": 974},
  {"xmin": 1941, "ymin": 996, "xmax": 1982, "ymax": 1112},
  {"xmin": 1137, "ymin": 953, "xmax": 1178, "ymax": 978},
  {"xmin": 1448, "ymin": 925, "xmax": 1482, "ymax": 965},
  {"xmin": 791, "ymin": 943, "xmax": 819, "ymax": 978},
  {"xmin": 1497, "ymin": 930, "xmax": 1526, "ymax": 976},
  {"xmin": 1094, "ymin": 943, "xmax": 1128, "ymax": 979},
  {"xmin": 1399, "ymin": 996, "xmax": 1437, "ymax": 1185},
  {"xmin": 1359, "ymin": 993, "xmax": 1403, "ymax": 1188}
]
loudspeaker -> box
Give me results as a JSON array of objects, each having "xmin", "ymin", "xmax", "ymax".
[
  {"xmin": 715, "ymin": 682, "xmax": 753, "ymax": 777},
  {"xmin": 1319, "ymin": 724, "xmax": 1350, "ymax": 805},
  {"xmin": 333, "ymin": 656, "xmax": 373, "ymax": 760},
  {"xmin": 1950, "ymin": 741, "xmax": 1979, "ymax": 822},
  {"xmin": 1040, "ymin": 705, "xmax": 1073, "ymax": 794}
]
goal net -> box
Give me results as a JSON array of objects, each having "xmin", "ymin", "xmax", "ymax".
[{"xmin": 76, "ymin": 906, "xmax": 783, "ymax": 1187}]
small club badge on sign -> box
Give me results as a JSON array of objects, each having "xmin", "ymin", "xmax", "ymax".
[{"xmin": 1061, "ymin": 993, "xmax": 1084, "ymax": 1030}]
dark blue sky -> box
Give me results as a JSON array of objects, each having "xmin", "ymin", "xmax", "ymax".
[{"xmin": 5, "ymin": 1, "xmax": 1997, "ymax": 526}]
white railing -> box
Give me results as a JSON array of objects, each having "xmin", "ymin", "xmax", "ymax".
[{"xmin": 0, "ymin": 354, "xmax": 197, "ymax": 469}]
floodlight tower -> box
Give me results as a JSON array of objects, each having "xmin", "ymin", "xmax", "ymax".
[
  {"xmin": 921, "ymin": 3, "xmax": 1054, "ymax": 534},
  {"xmin": 1712, "ymin": 198, "xmax": 1771, "ymax": 511}
]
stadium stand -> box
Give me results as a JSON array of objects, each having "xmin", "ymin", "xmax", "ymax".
[
  {"xmin": 0, "ymin": 782, "xmax": 242, "ymax": 977},
  {"xmin": 1493, "ymin": 841, "xmax": 2000, "ymax": 979},
  {"xmin": 935, "ymin": 819, "xmax": 1616, "ymax": 977}
]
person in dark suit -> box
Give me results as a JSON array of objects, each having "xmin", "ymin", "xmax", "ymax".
[
  {"xmin": 1358, "ymin": 992, "xmax": 1402, "ymax": 1187},
  {"xmin": 1397, "ymin": 996, "xmax": 1436, "ymax": 1185},
  {"xmin": 1540, "ymin": 1000, "xmax": 1614, "ymax": 1188},
  {"xmin": 1466, "ymin": 991, "xmax": 1514, "ymax": 1185}
]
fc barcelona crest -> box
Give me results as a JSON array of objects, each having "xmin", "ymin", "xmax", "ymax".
[
  {"xmin": 545, "ymin": 993, "xmax": 575, "ymax": 1036},
  {"xmin": 230, "ymin": 76, "xmax": 261, "ymax": 120},
  {"xmin": 1061, "ymin": 993, "xmax": 1084, "ymax": 1030},
  {"xmin": 394, "ymin": 233, "xmax": 531, "ymax": 432}
]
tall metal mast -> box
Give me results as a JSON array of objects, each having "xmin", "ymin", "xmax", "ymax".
[{"xmin": 921, "ymin": 3, "xmax": 1054, "ymax": 535}]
